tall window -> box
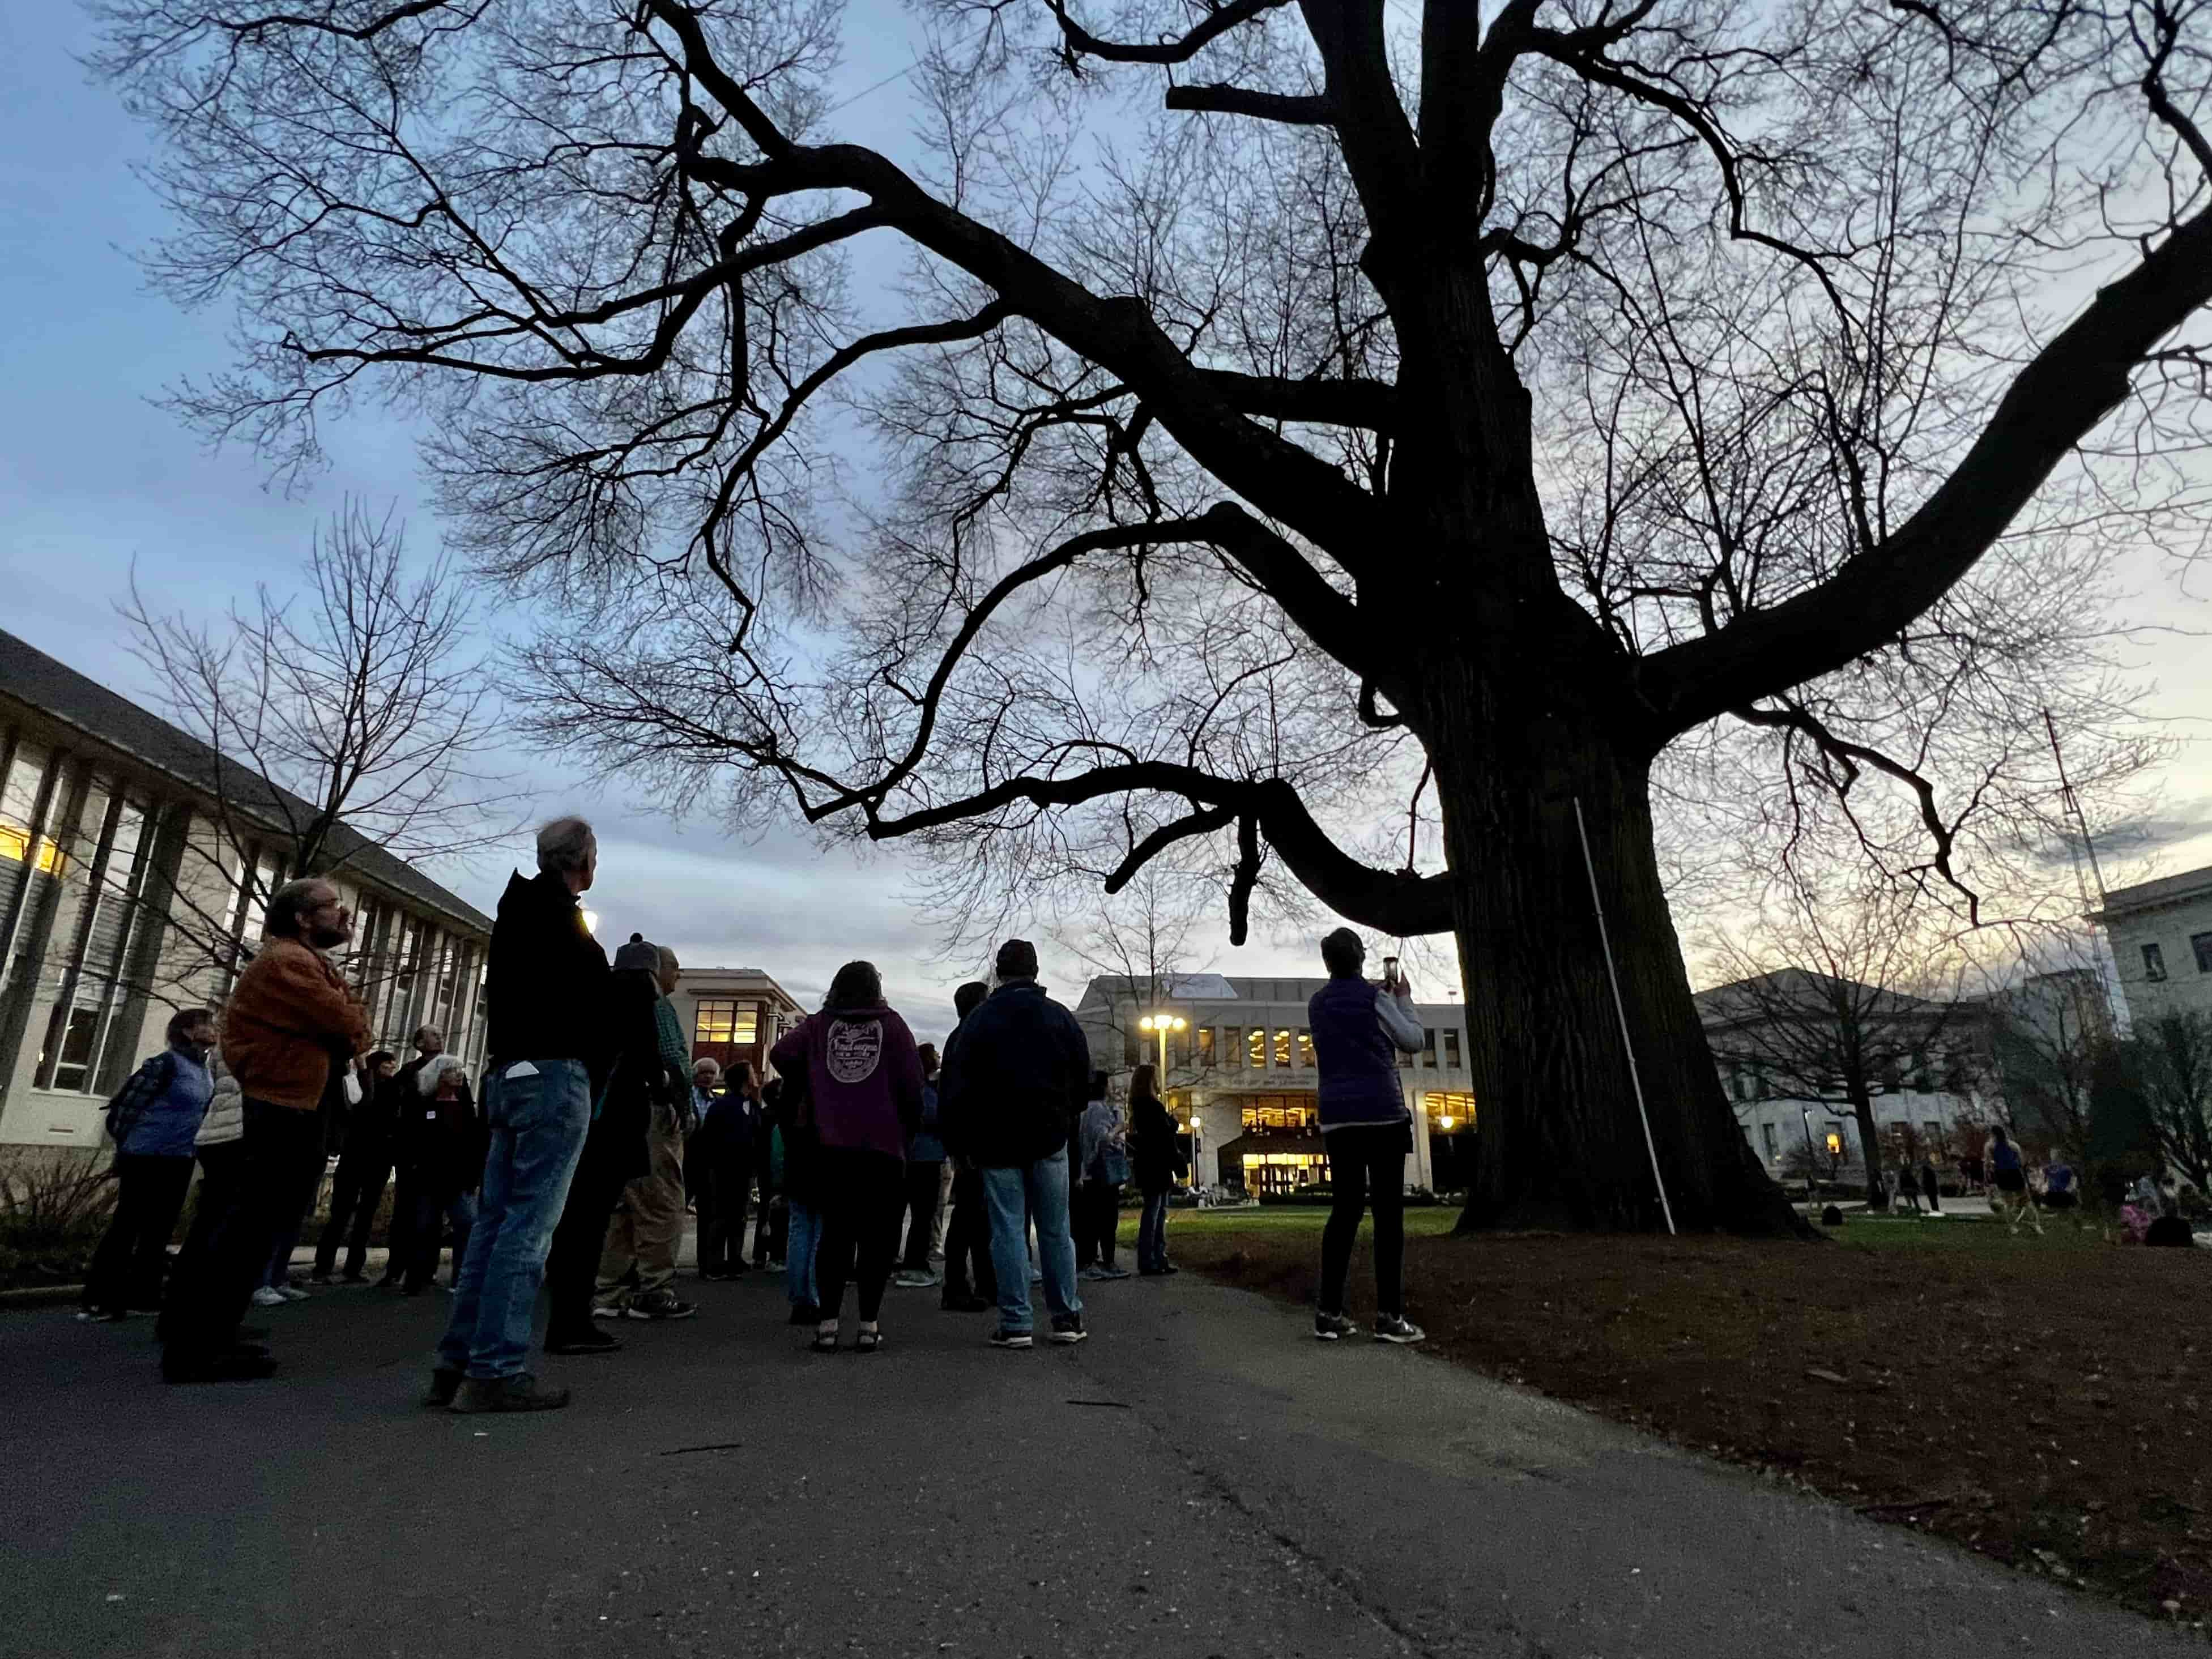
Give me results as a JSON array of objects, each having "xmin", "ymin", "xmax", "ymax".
[
  {"xmin": 1443, "ymin": 1029, "xmax": 1461, "ymax": 1068},
  {"xmin": 2194, "ymin": 932, "xmax": 2212, "ymax": 975},
  {"xmin": 36, "ymin": 788, "xmax": 158, "ymax": 1093},
  {"xmin": 1247, "ymin": 1027, "xmax": 1265, "ymax": 1069},
  {"xmin": 1760, "ymin": 1123, "xmax": 1779, "ymax": 1157},
  {"xmin": 1273, "ymin": 1027, "xmax": 1292, "ymax": 1068},
  {"xmin": 2142, "ymin": 942, "xmax": 2168, "ymax": 982},
  {"xmin": 1296, "ymin": 1028, "xmax": 1314, "ymax": 1068},
  {"xmin": 1223, "ymin": 1026, "xmax": 1242, "ymax": 1069},
  {"xmin": 1421, "ymin": 1028, "xmax": 1438, "ymax": 1068},
  {"xmin": 1197, "ymin": 1026, "xmax": 1215, "ymax": 1068}
]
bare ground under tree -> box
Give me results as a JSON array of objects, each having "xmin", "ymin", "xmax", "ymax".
[{"xmin": 1165, "ymin": 1210, "xmax": 2212, "ymax": 1631}]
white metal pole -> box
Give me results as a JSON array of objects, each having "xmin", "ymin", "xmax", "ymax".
[{"xmin": 1573, "ymin": 796, "xmax": 1677, "ymax": 1235}]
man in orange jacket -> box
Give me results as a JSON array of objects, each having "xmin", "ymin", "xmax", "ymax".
[{"xmin": 161, "ymin": 876, "xmax": 368, "ymax": 1383}]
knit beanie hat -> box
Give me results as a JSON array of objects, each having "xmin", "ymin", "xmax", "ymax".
[
  {"xmin": 613, "ymin": 931, "xmax": 660, "ymax": 973},
  {"xmin": 994, "ymin": 938, "xmax": 1039, "ymax": 980}
]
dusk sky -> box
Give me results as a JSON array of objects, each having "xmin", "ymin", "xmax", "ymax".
[{"xmin": 3, "ymin": 2, "xmax": 2207, "ymax": 1023}]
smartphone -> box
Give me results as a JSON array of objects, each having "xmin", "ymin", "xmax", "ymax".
[{"xmin": 1382, "ymin": 955, "xmax": 1401, "ymax": 992}]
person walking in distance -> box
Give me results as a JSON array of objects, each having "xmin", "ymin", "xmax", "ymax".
[
  {"xmin": 1308, "ymin": 929, "xmax": 1426, "ymax": 1344},
  {"xmin": 1919, "ymin": 1153, "xmax": 1942, "ymax": 1217},
  {"xmin": 772, "ymin": 962, "xmax": 926, "ymax": 1353},
  {"xmin": 312, "ymin": 1048, "xmax": 398, "ymax": 1283},
  {"xmin": 395, "ymin": 1055, "xmax": 485, "ymax": 1293},
  {"xmin": 82, "ymin": 1008, "xmax": 218, "ymax": 1322},
  {"xmin": 1128, "ymin": 1065, "xmax": 1186, "ymax": 1276},
  {"xmin": 163, "ymin": 878, "xmax": 368, "ymax": 1383},
  {"xmin": 891, "ymin": 1044, "xmax": 947, "ymax": 1289},
  {"xmin": 939, "ymin": 941, "xmax": 1092, "ymax": 1350},
  {"xmin": 1987, "ymin": 1124, "xmax": 2045, "ymax": 1238},
  {"xmin": 427, "ymin": 818, "xmax": 610, "ymax": 1413},
  {"xmin": 378, "ymin": 1026, "xmax": 448, "ymax": 1287},
  {"xmin": 592, "ymin": 944, "xmax": 702, "ymax": 1322},
  {"xmin": 935, "ymin": 982, "xmax": 997, "ymax": 1314},
  {"xmin": 542, "ymin": 933, "xmax": 676, "ymax": 1353}
]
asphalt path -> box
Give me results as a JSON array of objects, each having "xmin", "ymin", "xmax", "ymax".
[{"xmin": 0, "ymin": 1265, "xmax": 2188, "ymax": 1658}]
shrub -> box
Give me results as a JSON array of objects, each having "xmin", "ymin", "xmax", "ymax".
[{"xmin": 0, "ymin": 1150, "xmax": 116, "ymax": 1286}]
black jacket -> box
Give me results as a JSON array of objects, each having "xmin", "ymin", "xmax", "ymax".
[
  {"xmin": 590, "ymin": 968, "xmax": 676, "ymax": 1185},
  {"xmin": 396, "ymin": 1070, "xmax": 487, "ymax": 1195},
  {"xmin": 485, "ymin": 869, "xmax": 612, "ymax": 1084},
  {"xmin": 1128, "ymin": 1093, "xmax": 1187, "ymax": 1195},
  {"xmin": 939, "ymin": 980, "xmax": 1092, "ymax": 1168}
]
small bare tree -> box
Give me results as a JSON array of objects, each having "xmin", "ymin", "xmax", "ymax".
[
  {"xmin": 1051, "ymin": 867, "xmax": 1220, "ymax": 1087},
  {"xmin": 1701, "ymin": 877, "xmax": 1972, "ymax": 1206},
  {"xmin": 2137, "ymin": 1010, "xmax": 2212, "ymax": 1193},
  {"xmin": 1978, "ymin": 953, "xmax": 2115, "ymax": 1170},
  {"xmin": 113, "ymin": 500, "xmax": 511, "ymax": 997}
]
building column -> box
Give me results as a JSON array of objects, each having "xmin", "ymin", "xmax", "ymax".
[
  {"xmin": 1408, "ymin": 1081, "xmax": 1433, "ymax": 1192},
  {"xmin": 0, "ymin": 754, "xmax": 89, "ymax": 1118}
]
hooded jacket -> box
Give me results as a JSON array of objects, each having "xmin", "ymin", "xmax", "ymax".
[
  {"xmin": 485, "ymin": 869, "xmax": 612, "ymax": 1084},
  {"xmin": 938, "ymin": 980, "xmax": 1092, "ymax": 1168},
  {"xmin": 770, "ymin": 1001, "xmax": 925, "ymax": 1163}
]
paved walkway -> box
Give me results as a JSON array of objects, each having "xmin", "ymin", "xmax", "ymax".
[{"xmin": 0, "ymin": 1268, "xmax": 2187, "ymax": 1657}]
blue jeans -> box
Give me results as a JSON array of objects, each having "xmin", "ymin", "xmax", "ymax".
[
  {"xmin": 785, "ymin": 1201, "xmax": 821, "ymax": 1308},
  {"xmin": 436, "ymin": 1059, "xmax": 591, "ymax": 1379},
  {"xmin": 1137, "ymin": 1191, "xmax": 1170, "ymax": 1271},
  {"xmin": 982, "ymin": 1150, "xmax": 1082, "ymax": 1335},
  {"xmin": 403, "ymin": 1186, "xmax": 479, "ymax": 1289}
]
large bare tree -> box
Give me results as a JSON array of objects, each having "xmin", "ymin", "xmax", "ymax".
[{"xmin": 92, "ymin": 0, "xmax": 2211, "ymax": 1231}]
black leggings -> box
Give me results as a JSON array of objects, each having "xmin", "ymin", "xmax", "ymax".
[
  {"xmin": 85, "ymin": 1153, "xmax": 195, "ymax": 1315},
  {"xmin": 814, "ymin": 1149, "xmax": 904, "ymax": 1324},
  {"xmin": 1319, "ymin": 1124, "xmax": 1409, "ymax": 1319}
]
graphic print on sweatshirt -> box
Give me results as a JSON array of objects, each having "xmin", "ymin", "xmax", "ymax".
[{"xmin": 826, "ymin": 1018, "xmax": 884, "ymax": 1085}]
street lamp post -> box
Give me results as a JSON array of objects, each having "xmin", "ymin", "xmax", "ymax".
[{"xmin": 1190, "ymin": 1112, "xmax": 1203, "ymax": 1197}]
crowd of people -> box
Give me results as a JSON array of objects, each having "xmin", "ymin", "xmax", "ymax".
[{"xmin": 80, "ymin": 816, "xmax": 1437, "ymax": 1402}]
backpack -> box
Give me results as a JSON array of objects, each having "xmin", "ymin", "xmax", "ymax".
[{"xmin": 103, "ymin": 1052, "xmax": 177, "ymax": 1157}]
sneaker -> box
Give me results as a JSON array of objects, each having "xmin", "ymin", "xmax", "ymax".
[
  {"xmin": 765, "ymin": 1258, "xmax": 787, "ymax": 1272},
  {"xmin": 1079, "ymin": 1266, "xmax": 1110, "ymax": 1282},
  {"xmin": 1028, "ymin": 1268, "xmax": 1043, "ymax": 1285},
  {"xmin": 420, "ymin": 1367, "xmax": 464, "ymax": 1408},
  {"xmin": 1373, "ymin": 1315, "xmax": 1426, "ymax": 1345},
  {"xmin": 941, "ymin": 1294, "xmax": 991, "ymax": 1313},
  {"xmin": 450, "ymin": 1373, "xmax": 570, "ymax": 1413},
  {"xmin": 276, "ymin": 1285, "xmax": 310, "ymax": 1303},
  {"xmin": 1049, "ymin": 1316, "xmax": 1088, "ymax": 1346},
  {"xmin": 591, "ymin": 1301, "xmax": 626, "ymax": 1321},
  {"xmin": 1314, "ymin": 1310, "xmax": 1356, "ymax": 1342},
  {"xmin": 545, "ymin": 1325, "xmax": 625, "ymax": 1356},
  {"xmin": 990, "ymin": 1329, "xmax": 1034, "ymax": 1350},
  {"xmin": 625, "ymin": 1291, "xmax": 698, "ymax": 1321},
  {"xmin": 892, "ymin": 1269, "xmax": 937, "ymax": 1289},
  {"xmin": 1094, "ymin": 1265, "xmax": 1132, "ymax": 1281},
  {"xmin": 250, "ymin": 1286, "xmax": 287, "ymax": 1309},
  {"xmin": 307, "ymin": 1273, "xmax": 333, "ymax": 1286}
]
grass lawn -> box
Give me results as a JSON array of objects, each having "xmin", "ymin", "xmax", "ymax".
[{"xmin": 1131, "ymin": 1204, "xmax": 2212, "ymax": 1630}]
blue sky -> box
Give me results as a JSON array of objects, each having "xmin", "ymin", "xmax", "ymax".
[{"xmin": 2, "ymin": 3, "xmax": 2206, "ymax": 1023}]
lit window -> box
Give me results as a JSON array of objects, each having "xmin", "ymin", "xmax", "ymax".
[
  {"xmin": 1297, "ymin": 1029, "xmax": 1314, "ymax": 1068},
  {"xmin": 1423, "ymin": 1091, "xmax": 1474, "ymax": 1130},
  {"xmin": 2142, "ymin": 942, "xmax": 2167, "ymax": 982},
  {"xmin": 1273, "ymin": 1028, "xmax": 1292, "ymax": 1068},
  {"xmin": 1197, "ymin": 1027, "xmax": 1216, "ymax": 1067},
  {"xmin": 694, "ymin": 999, "xmax": 757, "ymax": 1047},
  {"xmin": 1225, "ymin": 1026, "xmax": 1243, "ymax": 1069},
  {"xmin": 1248, "ymin": 1027, "xmax": 1266, "ymax": 1069}
]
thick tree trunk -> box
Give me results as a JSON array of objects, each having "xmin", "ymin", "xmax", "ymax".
[{"xmin": 1431, "ymin": 697, "xmax": 1808, "ymax": 1235}]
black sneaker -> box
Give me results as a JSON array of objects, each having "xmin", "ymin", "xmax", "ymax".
[
  {"xmin": 990, "ymin": 1329, "xmax": 1034, "ymax": 1350},
  {"xmin": 1049, "ymin": 1315, "xmax": 1088, "ymax": 1346},
  {"xmin": 451, "ymin": 1373, "xmax": 570, "ymax": 1413},
  {"xmin": 1373, "ymin": 1315, "xmax": 1426, "ymax": 1345},
  {"xmin": 1314, "ymin": 1310, "xmax": 1356, "ymax": 1342},
  {"xmin": 625, "ymin": 1290, "xmax": 698, "ymax": 1321},
  {"xmin": 940, "ymin": 1294, "xmax": 991, "ymax": 1313},
  {"xmin": 420, "ymin": 1367, "xmax": 463, "ymax": 1408},
  {"xmin": 545, "ymin": 1325, "xmax": 624, "ymax": 1356}
]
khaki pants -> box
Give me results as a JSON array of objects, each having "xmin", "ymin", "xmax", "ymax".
[{"xmin": 595, "ymin": 1106, "xmax": 687, "ymax": 1300}]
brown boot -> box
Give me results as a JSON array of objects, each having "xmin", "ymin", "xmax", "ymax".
[{"xmin": 450, "ymin": 1373, "xmax": 570, "ymax": 1414}]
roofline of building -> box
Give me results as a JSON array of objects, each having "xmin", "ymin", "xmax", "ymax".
[{"xmin": 1, "ymin": 630, "xmax": 491, "ymax": 936}]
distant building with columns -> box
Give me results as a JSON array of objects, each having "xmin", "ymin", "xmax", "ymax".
[{"xmin": 1072, "ymin": 974, "xmax": 1476, "ymax": 1194}]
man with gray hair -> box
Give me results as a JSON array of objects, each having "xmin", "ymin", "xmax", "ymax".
[{"xmin": 428, "ymin": 816, "xmax": 610, "ymax": 1413}]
